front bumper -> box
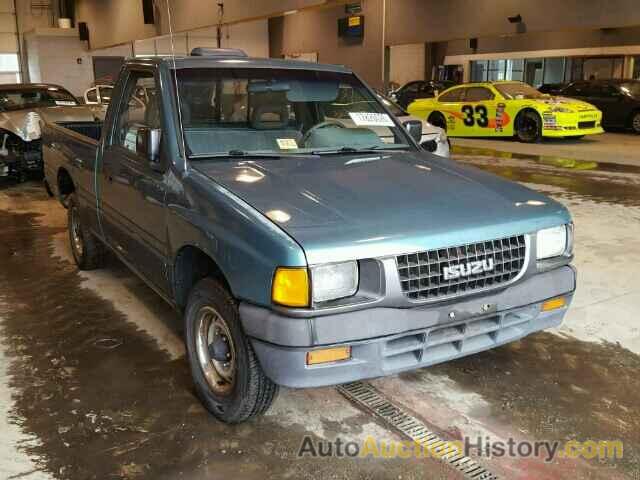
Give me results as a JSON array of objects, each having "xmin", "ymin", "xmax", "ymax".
[
  {"xmin": 542, "ymin": 111, "xmax": 604, "ymax": 137},
  {"xmin": 241, "ymin": 266, "xmax": 576, "ymax": 388}
]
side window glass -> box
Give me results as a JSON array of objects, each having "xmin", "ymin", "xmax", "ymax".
[
  {"xmin": 404, "ymin": 82, "xmax": 420, "ymax": 93},
  {"xmin": 114, "ymin": 72, "xmax": 160, "ymax": 156},
  {"xmin": 464, "ymin": 87, "xmax": 495, "ymax": 102},
  {"xmin": 439, "ymin": 88, "xmax": 464, "ymax": 102},
  {"xmin": 86, "ymin": 88, "xmax": 98, "ymax": 103},
  {"xmin": 98, "ymin": 87, "xmax": 113, "ymax": 104}
]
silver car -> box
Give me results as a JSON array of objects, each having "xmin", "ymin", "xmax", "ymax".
[
  {"xmin": 0, "ymin": 84, "xmax": 96, "ymax": 181},
  {"xmin": 377, "ymin": 93, "xmax": 450, "ymax": 158}
]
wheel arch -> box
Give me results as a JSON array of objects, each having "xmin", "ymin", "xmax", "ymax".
[
  {"xmin": 173, "ymin": 244, "xmax": 233, "ymax": 310},
  {"xmin": 57, "ymin": 167, "xmax": 75, "ymax": 207},
  {"xmin": 427, "ymin": 111, "xmax": 447, "ymax": 130}
]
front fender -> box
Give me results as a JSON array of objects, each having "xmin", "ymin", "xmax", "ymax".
[{"xmin": 167, "ymin": 168, "xmax": 307, "ymax": 307}]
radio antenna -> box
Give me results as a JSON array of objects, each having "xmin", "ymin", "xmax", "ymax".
[{"xmin": 166, "ymin": 0, "xmax": 188, "ymax": 170}]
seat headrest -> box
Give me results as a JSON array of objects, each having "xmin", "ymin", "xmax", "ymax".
[{"xmin": 251, "ymin": 104, "xmax": 289, "ymax": 130}]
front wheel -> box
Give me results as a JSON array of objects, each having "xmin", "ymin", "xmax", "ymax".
[
  {"xmin": 631, "ymin": 111, "xmax": 640, "ymax": 134},
  {"xmin": 184, "ymin": 278, "xmax": 278, "ymax": 423},
  {"xmin": 515, "ymin": 111, "xmax": 542, "ymax": 143}
]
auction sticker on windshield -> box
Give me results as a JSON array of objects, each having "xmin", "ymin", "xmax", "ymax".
[
  {"xmin": 276, "ymin": 138, "xmax": 299, "ymax": 150},
  {"xmin": 349, "ymin": 112, "xmax": 395, "ymax": 127},
  {"xmin": 55, "ymin": 101, "xmax": 77, "ymax": 106}
]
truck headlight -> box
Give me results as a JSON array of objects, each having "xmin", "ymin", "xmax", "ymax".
[
  {"xmin": 310, "ymin": 261, "xmax": 358, "ymax": 303},
  {"xmin": 536, "ymin": 225, "xmax": 569, "ymax": 259}
]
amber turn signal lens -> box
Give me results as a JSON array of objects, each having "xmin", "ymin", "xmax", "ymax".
[
  {"xmin": 541, "ymin": 296, "xmax": 566, "ymax": 312},
  {"xmin": 306, "ymin": 346, "xmax": 351, "ymax": 365},
  {"xmin": 272, "ymin": 267, "xmax": 309, "ymax": 307}
]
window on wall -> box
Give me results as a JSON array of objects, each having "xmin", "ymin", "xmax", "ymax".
[
  {"xmin": 0, "ymin": 54, "xmax": 20, "ymax": 84},
  {"xmin": 471, "ymin": 59, "xmax": 523, "ymax": 82},
  {"xmin": 634, "ymin": 57, "xmax": 640, "ymax": 80},
  {"xmin": 543, "ymin": 58, "xmax": 565, "ymax": 84},
  {"xmin": 471, "ymin": 61, "xmax": 487, "ymax": 82}
]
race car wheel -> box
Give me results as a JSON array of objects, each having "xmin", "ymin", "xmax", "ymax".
[
  {"xmin": 515, "ymin": 110, "xmax": 541, "ymax": 143},
  {"xmin": 631, "ymin": 111, "xmax": 640, "ymax": 134},
  {"xmin": 185, "ymin": 277, "xmax": 278, "ymax": 424},
  {"xmin": 428, "ymin": 112, "xmax": 447, "ymax": 132}
]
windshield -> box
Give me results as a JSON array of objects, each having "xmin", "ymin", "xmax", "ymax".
[
  {"xmin": 0, "ymin": 87, "xmax": 77, "ymax": 111},
  {"xmin": 175, "ymin": 68, "xmax": 413, "ymax": 158},
  {"xmin": 494, "ymin": 82, "xmax": 545, "ymax": 100},
  {"xmin": 376, "ymin": 93, "xmax": 406, "ymax": 116},
  {"xmin": 620, "ymin": 82, "xmax": 640, "ymax": 98}
]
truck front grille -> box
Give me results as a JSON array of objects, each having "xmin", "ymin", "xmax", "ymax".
[{"xmin": 397, "ymin": 235, "xmax": 527, "ymax": 301}]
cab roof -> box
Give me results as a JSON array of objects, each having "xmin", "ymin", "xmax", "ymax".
[{"xmin": 128, "ymin": 54, "xmax": 351, "ymax": 74}]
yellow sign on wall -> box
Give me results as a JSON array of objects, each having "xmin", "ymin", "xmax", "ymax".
[{"xmin": 348, "ymin": 16, "xmax": 361, "ymax": 27}]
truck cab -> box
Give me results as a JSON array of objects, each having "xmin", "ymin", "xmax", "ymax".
[{"xmin": 43, "ymin": 49, "xmax": 576, "ymax": 424}]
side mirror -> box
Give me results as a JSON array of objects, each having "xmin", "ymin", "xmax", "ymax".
[
  {"xmin": 136, "ymin": 127, "xmax": 162, "ymax": 164},
  {"xmin": 403, "ymin": 119, "xmax": 422, "ymax": 143}
]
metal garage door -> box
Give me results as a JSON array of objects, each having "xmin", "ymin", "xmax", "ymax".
[{"xmin": 0, "ymin": 0, "xmax": 19, "ymax": 83}]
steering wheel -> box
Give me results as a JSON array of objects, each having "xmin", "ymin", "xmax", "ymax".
[{"xmin": 301, "ymin": 120, "xmax": 345, "ymax": 147}]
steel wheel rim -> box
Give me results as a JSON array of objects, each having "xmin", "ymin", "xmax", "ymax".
[
  {"xmin": 195, "ymin": 306, "xmax": 236, "ymax": 396},
  {"xmin": 633, "ymin": 114, "xmax": 640, "ymax": 132},
  {"xmin": 70, "ymin": 206, "xmax": 84, "ymax": 259}
]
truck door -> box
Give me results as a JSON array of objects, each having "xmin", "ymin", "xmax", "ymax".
[{"xmin": 99, "ymin": 68, "xmax": 169, "ymax": 294}]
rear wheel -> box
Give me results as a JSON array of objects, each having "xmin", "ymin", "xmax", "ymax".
[
  {"xmin": 428, "ymin": 112, "xmax": 447, "ymax": 132},
  {"xmin": 184, "ymin": 278, "xmax": 278, "ymax": 423},
  {"xmin": 68, "ymin": 194, "xmax": 105, "ymax": 270},
  {"xmin": 515, "ymin": 110, "xmax": 542, "ymax": 143},
  {"xmin": 631, "ymin": 111, "xmax": 640, "ymax": 134}
]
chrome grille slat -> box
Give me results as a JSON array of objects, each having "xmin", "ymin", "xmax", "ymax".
[{"xmin": 397, "ymin": 235, "xmax": 527, "ymax": 301}]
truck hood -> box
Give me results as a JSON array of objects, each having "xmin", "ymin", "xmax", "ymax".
[
  {"xmin": 193, "ymin": 151, "xmax": 570, "ymax": 264},
  {"xmin": 0, "ymin": 105, "xmax": 95, "ymax": 141}
]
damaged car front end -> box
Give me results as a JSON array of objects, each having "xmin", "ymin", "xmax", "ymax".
[{"xmin": 0, "ymin": 84, "xmax": 96, "ymax": 181}]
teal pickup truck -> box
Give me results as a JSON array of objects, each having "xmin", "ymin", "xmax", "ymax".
[{"xmin": 43, "ymin": 49, "xmax": 576, "ymax": 423}]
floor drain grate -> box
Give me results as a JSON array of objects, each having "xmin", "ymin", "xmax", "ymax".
[{"xmin": 337, "ymin": 381, "xmax": 499, "ymax": 480}]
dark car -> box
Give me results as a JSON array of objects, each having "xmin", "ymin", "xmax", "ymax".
[
  {"xmin": 390, "ymin": 80, "xmax": 456, "ymax": 109},
  {"xmin": 560, "ymin": 80, "xmax": 640, "ymax": 133},
  {"xmin": 538, "ymin": 83, "xmax": 567, "ymax": 95}
]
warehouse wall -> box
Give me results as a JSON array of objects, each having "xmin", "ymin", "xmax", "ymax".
[
  {"xmin": 75, "ymin": 0, "xmax": 159, "ymax": 49},
  {"xmin": 438, "ymin": 26, "xmax": 640, "ymax": 58},
  {"xmin": 269, "ymin": 0, "xmax": 385, "ymax": 89},
  {"xmin": 75, "ymin": 0, "xmax": 326, "ymax": 50},
  {"xmin": 386, "ymin": 0, "xmax": 640, "ymax": 45}
]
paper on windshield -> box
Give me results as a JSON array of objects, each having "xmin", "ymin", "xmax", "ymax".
[
  {"xmin": 55, "ymin": 101, "xmax": 77, "ymax": 106},
  {"xmin": 348, "ymin": 112, "xmax": 394, "ymax": 127},
  {"xmin": 276, "ymin": 138, "xmax": 298, "ymax": 149}
]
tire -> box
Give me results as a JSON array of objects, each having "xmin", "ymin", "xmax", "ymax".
[
  {"xmin": 515, "ymin": 110, "xmax": 542, "ymax": 143},
  {"xmin": 631, "ymin": 111, "xmax": 640, "ymax": 134},
  {"xmin": 68, "ymin": 193, "xmax": 105, "ymax": 270},
  {"xmin": 184, "ymin": 278, "xmax": 278, "ymax": 423},
  {"xmin": 428, "ymin": 112, "xmax": 447, "ymax": 132}
]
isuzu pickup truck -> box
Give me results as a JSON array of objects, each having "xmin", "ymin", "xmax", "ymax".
[{"xmin": 43, "ymin": 49, "xmax": 576, "ymax": 424}]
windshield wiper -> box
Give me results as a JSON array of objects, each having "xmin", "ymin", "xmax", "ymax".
[
  {"xmin": 311, "ymin": 145, "xmax": 410, "ymax": 155},
  {"xmin": 189, "ymin": 150, "xmax": 286, "ymax": 160}
]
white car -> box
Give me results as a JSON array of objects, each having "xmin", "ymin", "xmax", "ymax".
[{"xmin": 377, "ymin": 93, "xmax": 450, "ymax": 158}]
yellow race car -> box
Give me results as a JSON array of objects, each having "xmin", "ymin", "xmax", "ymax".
[{"xmin": 407, "ymin": 81, "xmax": 603, "ymax": 143}]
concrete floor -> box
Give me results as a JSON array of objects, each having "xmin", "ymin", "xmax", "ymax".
[{"xmin": 1, "ymin": 132, "xmax": 639, "ymax": 479}]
